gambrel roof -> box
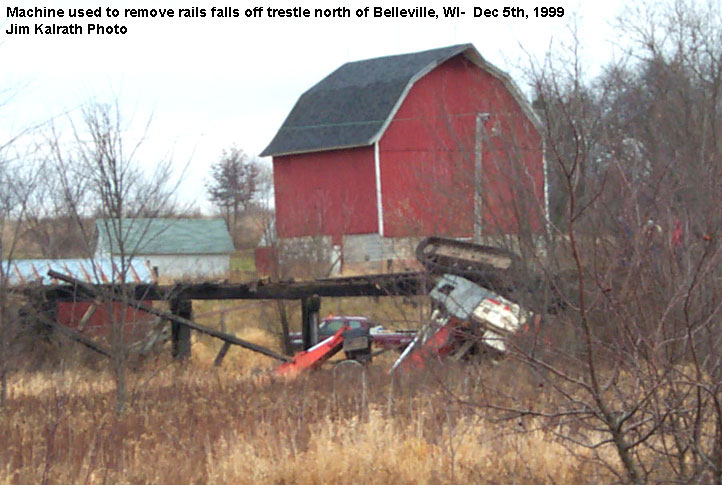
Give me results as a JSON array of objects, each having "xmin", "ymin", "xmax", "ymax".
[{"xmin": 261, "ymin": 44, "xmax": 541, "ymax": 157}]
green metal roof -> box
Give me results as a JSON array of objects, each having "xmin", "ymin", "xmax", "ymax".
[{"xmin": 95, "ymin": 218, "xmax": 235, "ymax": 256}]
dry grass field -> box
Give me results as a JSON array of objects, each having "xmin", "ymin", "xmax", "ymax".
[
  {"xmin": 0, "ymin": 302, "xmax": 623, "ymax": 485},
  {"xmin": 0, "ymin": 294, "xmax": 622, "ymax": 484},
  {"xmin": 0, "ymin": 343, "xmax": 615, "ymax": 484}
]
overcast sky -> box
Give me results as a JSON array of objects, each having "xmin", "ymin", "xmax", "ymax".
[{"xmin": 1, "ymin": 0, "xmax": 630, "ymax": 210}]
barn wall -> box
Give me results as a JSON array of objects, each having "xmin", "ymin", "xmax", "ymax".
[
  {"xmin": 143, "ymin": 254, "xmax": 230, "ymax": 279},
  {"xmin": 379, "ymin": 55, "xmax": 545, "ymax": 238},
  {"xmin": 268, "ymin": 235, "xmax": 340, "ymax": 278},
  {"xmin": 342, "ymin": 234, "xmax": 418, "ymax": 262},
  {"xmin": 273, "ymin": 146, "xmax": 377, "ymax": 244},
  {"xmin": 272, "ymin": 233, "xmax": 422, "ymax": 276},
  {"xmin": 254, "ymin": 246, "xmax": 278, "ymax": 277},
  {"xmin": 57, "ymin": 301, "xmax": 156, "ymax": 341}
]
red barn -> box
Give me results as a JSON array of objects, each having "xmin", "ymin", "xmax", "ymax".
[{"xmin": 261, "ymin": 44, "xmax": 547, "ymax": 274}]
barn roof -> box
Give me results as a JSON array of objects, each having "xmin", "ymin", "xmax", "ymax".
[
  {"xmin": 95, "ymin": 218, "xmax": 234, "ymax": 256},
  {"xmin": 261, "ymin": 44, "xmax": 541, "ymax": 157}
]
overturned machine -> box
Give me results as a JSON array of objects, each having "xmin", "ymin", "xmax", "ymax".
[
  {"xmin": 390, "ymin": 273, "xmax": 535, "ymax": 372},
  {"xmin": 278, "ymin": 237, "xmax": 536, "ymax": 375}
]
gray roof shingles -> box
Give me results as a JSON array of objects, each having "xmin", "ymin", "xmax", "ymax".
[
  {"xmin": 95, "ymin": 218, "xmax": 235, "ymax": 256},
  {"xmin": 261, "ymin": 44, "xmax": 474, "ymax": 157}
]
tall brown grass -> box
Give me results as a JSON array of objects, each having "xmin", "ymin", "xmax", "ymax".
[
  {"xmin": 1, "ymin": 343, "xmax": 618, "ymax": 484},
  {"xmin": 0, "ymin": 295, "xmax": 624, "ymax": 484}
]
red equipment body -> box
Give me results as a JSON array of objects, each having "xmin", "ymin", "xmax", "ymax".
[
  {"xmin": 276, "ymin": 325, "xmax": 348, "ymax": 376},
  {"xmin": 399, "ymin": 318, "xmax": 461, "ymax": 371}
]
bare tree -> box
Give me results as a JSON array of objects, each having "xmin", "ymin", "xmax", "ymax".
[
  {"xmin": 0, "ymin": 143, "xmax": 41, "ymax": 409},
  {"xmin": 453, "ymin": 2, "xmax": 722, "ymax": 482},
  {"xmin": 205, "ymin": 146, "xmax": 261, "ymax": 247},
  {"xmin": 21, "ymin": 149, "xmax": 90, "ymax": 258},
  {"xmin": 48, "ymin": 101, "xmax": 183, "ymax": 414}
]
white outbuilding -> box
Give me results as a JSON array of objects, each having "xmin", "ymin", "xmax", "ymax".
[{"xmin": 94, "ymin": 218, "xmax": 235, "ymax": 279}]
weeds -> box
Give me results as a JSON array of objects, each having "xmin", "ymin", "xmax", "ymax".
[{"xmin": 1, "ymin": 338, "xmax": 616, "ymax": 484}]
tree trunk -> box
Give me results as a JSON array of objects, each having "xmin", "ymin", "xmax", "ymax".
[
  {"xmin": 232, "ymin": 196, "xmax": 239, "ymax": 248},
  {"xmin": 113, "ymin": 354, "xmax": 127, "ymax": 415},
  {"xmin": 0, "ymin": 308, "xmax": 7, "ymax": 410},
  {"xmin": 0, "ymin": 286, "xmax": 9, "ymax": 410},
  {"xmin": 276, "ymin": 300, "xmax": 292, "ymax": 355},
  {"xmin": 108, "ymin": 301, "xmax": 127, "ymax": 416}
]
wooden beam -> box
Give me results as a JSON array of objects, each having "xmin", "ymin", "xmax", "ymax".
[
  {"xmin": 77, "ymin": 298, "xmax": 102, "ymax": 331},
  {"xmin": 170, "ymin": 298, "xmax": 192, "ymax": 360},
  {"xmin": 40, "ymin": 272, "xmax": 429, "ymax": 302},
  {"xmin": 301, "ymin": 295, "xmax": 321, "ymax": 350},
  {"xmin": 32, "ymin": 310, "xmax": 111, "ymax": 358},
  {"xmin": 47, "ymin": 270, "xmax": 292, "ymax": 363},
  {"xmin": 213, "ymin": 342, "xmax": 232, "ymax": 367}
]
